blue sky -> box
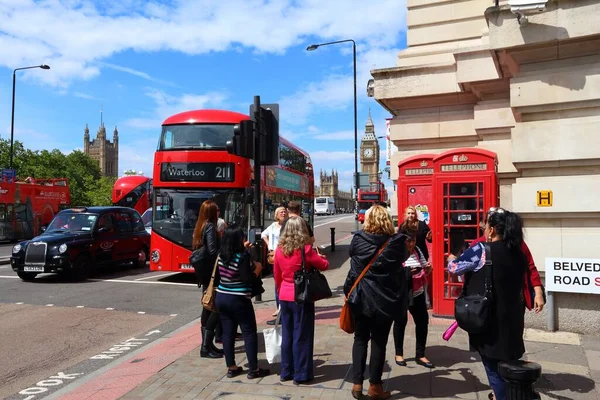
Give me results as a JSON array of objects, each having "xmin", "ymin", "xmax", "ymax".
[{"xmin": 0, "ymin": 0, "xmax": 407, "ymax": 193}]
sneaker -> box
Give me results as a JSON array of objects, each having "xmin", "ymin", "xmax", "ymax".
[
  {"xmin": 247, "ymin": 367, "xmax": 270, "ymax": 379},
  {"xmin": 266, "ymin": 319, "xmax": 276, "ymax": 326}
]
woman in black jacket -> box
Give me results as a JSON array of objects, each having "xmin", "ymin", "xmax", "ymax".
[
  {"xmin": 344, "ymin": 205, "xmax": 409, "ymax": 400},
  {"xmin": 192, "ymin": 200, "xmax": 222, "ymax": 359},
  {"xmin": 447, "ymin": 209, "xmax": 527, "ymax": 400}
]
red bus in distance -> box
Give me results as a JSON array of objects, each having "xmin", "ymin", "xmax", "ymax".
[
  {"xmin": 357, "ymin": 181, "xmax": 387, "ymax": 211},
  {"xmin": 0, "ymin": 177, "xmax": 71, "ymax": 241},
  {"xmin": 112, "ymin": 175, "xmax": 153, "ymax": 217},
  {"xmin": 150, "ymin": 109, "xmax": 314, "ymax": 273}
]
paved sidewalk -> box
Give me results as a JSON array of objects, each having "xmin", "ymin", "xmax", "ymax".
[{"xmin": 55, "ymin": 237, "xmax": 600, "ymax": 400}]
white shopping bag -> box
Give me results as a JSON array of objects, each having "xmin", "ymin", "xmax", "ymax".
[{"xmin": 262, "ymin": 313, "xmax": 282, "ymax": 364}]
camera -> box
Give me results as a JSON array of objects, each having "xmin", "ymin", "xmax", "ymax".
[{"xmin": 508, "ymin": 0, "xmax": 548, "ymax": 25}]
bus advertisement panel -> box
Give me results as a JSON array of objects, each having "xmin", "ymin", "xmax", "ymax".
[
  {"xmin": 149, "ymin": 109, "xmax": 314, "ymax": 273},
  {"xmin": 0, "ymin": 178, "xmax": 70, "ymax": 241}
]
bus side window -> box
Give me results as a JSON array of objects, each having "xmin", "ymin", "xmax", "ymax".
[
  {"xmin": 0, "ymin": 204, "xmax": 5, "ymax": 221},
  {"xmin": 6, "ymin": 204, "xmax": 13, "ymax": 221}
]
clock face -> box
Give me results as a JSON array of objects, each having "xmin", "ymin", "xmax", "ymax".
[{"xmin": 363, "ymin": 148, "xmax": 373, "ymax": 158}]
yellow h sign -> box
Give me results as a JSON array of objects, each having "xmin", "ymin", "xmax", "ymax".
[{"xmin": 537, "ymin": 190, "xmax": 553, "ymax": 207}]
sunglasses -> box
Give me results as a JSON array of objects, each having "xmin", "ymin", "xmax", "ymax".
[{"xmin": 479, "ymin": 207, "xmax": 506, "ymax": 229}]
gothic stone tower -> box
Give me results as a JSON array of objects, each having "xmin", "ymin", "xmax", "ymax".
[
  {"xmin": 360, "ymin": 109, "xmax": 380, "ymax": 185},
  {"xmin": 319, "ymin": 169, "xmax": 339, "ymax": 197},
  {"xmin": 84, "ymin": 122, "xmax": 119, "ymax": 178}
]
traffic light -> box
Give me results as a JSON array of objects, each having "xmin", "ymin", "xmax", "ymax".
[
  {"xmin": 249, "ymin": 103, "xmax": 280, "ymax": 166},
  {"xmin": 226, "ymin": 120, "xmax": 254, "ymax": 158},
  {"xmin": 260, "ymin": 108, "xmax": 280, "ymax": 165}
]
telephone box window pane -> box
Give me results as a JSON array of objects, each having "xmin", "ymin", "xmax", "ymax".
[
  {"xmin": 449, "ymin": 183, "xmax": 476, "ymax": 196},
  {"xmin": 443, "ymin": 184, "xmax": 448, "ymax": 196},
  {"xmin": 478, "ymin": 182, "xmax": 483, "ymax": 194},
  {"xmin": 450, "ymin": 198, "xmax": 477, "ymax": 211},
  {"xmin": 444, "ymin": 197, "xmax": 449, "ymax": 210}
]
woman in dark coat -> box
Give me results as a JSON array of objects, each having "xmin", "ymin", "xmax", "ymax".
[
  {"xmin": 192, "ymin": 200, "xmax": 223, "ymax": 359},
  {"xmin": 344, "ymin": 205, "xmax": 409, "ymax": 400},
  {"xmin": 447, "ymin": 208, "xmax": 527, "ymax": 400}
]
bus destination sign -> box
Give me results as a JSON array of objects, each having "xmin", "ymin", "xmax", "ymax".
[
  {"xmin": 361, "ymin": 194, "xmax": 380, "ymax": 201},
  {"xmin": 161, "ymin": 162, "xmax": 235, "ymax": 182}
]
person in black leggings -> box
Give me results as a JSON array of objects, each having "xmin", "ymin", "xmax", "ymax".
[{"xmin": 192, "ymin": 200, "xmax": 223, "ymax": 359}]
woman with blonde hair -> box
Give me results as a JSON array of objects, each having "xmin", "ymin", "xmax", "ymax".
[
  {"xmin": 274, "ymin": 216, "xmax": 329, "ymax": 385},
  {"xmin": 344, "ymin": 205, "xmax": 410, "ymax": 399}
]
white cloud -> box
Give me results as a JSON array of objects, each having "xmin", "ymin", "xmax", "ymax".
[
  {"xmin": 0, "ymin": 0, "xmax": 406, "ymax": 87},
  {"xmin": 74, "ymin": 92, "xmax": 103, "ymax": 101},
  {"xmin": 124, "ymin": 88, "xmax": 229, "ymax": 129},
  {"xmin": 98, "ymin": 62, "xmax": 177, "ymax": 86}
]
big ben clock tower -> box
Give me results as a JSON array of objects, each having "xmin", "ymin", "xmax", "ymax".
[{"xmin": 360, "ymin": 109, "xmax": 380, "ymax": 185}]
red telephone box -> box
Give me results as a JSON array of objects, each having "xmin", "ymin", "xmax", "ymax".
[
  {"xmin": 431, "ymin": 148, "xmax": 498, "ymax": 316},
  {"xmin": 398, "ymin": 154, "xmax": 436, "ymax": 307}
]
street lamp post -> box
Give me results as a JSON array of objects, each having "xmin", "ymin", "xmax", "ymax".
[
  {"xmin": 10, "ymin": 64, "xmax": 50, "ymax": 171},
  {"xmin": 307, "ymin": 39, "xmax": 358, "ymax": 231}
]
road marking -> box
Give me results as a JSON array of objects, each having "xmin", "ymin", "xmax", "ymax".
[
  {"xmin": 16, "ymin": 302, "xmax": 24, "ymax": 305},
  {"xmin": 18, "ymin": 372, "xmax": 84, "ymax": 399},
  {"xmin": 314, "ymin": 215, "xmax": 354, "ymax": 228},
  {"xmin": 76, "ymin": 305, "xmax": 84, "ymax": 308},
  {"xmin": 0, "ymin": 265, "xmax": 11, "ymax": 269},
  {"xmin": 46, "ymin": 304, "xmax": 54, "ymax": 307},
  {"xmin": 90, "ymin": 337, "xmax": 149, "ymax": 360},
  {"xmin": 88, "ymin": 278, "xmax": 194, "ymax": 287},
  {"xmin": 0, "ymin": 275, "xmax": 19, "ymax": 279},
  {"xmin": 145, "ymin": 330, "xmax": 161, "ymax": 336},
  {"xmin": 319, "ymin": 232, "xmax": 354, "ymax": 249},
  {"xmin": 106, "ymin": 308, "xmax": 115, "ymax": 311},
  {"xmin": 170, "ymin": 313, "xmax": 178, "ymax": 317},
  {"xmin": 134, "ymin": 272, "xmax": 179, "ymax": 281},
  {"xmin": 137, "ymin": 311, "xmax": 145, "ymax": 314}
]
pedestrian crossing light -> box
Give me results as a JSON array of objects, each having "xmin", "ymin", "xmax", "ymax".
[{"xmin": 226, "ymin": 120, "xmax": 254, "ymax": 158}]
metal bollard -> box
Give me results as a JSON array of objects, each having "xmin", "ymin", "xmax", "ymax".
[
  {"xmin": 330, "ymin": 227, "xmax": 336, "ymax": 252},
  {"xmin": 498, "ymin": 361, "xmax": 542, "ymax": 400}
]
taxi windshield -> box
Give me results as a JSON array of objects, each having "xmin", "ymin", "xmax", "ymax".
[{"xmin": 46, "ymin": 213, "xmax": 98, "ymax": 233}]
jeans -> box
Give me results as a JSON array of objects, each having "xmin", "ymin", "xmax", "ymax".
[
  {"xmin": 481, "ymin": 356, "xmax": 507, "ymax": 400},
  {"xmin": 393, "ymin": 293, "xmax": 429, "ymax": 358},
  {"xmin": 215, "ymin": 292, "xmax": 259, "ymax": 370},
  {"xmin": 351, "ymin": 311, "xmax": 393, "ymax": 385},
  {"xmin": 280, "ymin": 300, "xmax": 315, "ymax": 382},
  {"xmin": 275, "ymin": 283, "xmax": 280, "ymax": 308}
]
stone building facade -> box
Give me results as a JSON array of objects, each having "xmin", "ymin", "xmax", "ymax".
[
  {"xmin": 317, "ymin": 170, "xmax": 353, "ymax": 211},
  {"xmin": 84, "ymin": 122, "xmax": 119, "ymax": 178},
  {"xmin": 368, "ymin": 0, "xmax": 600, "ymax": 334}
]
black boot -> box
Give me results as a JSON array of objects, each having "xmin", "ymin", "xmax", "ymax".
[{"xmin": 200, "ymin": 328, "xmax": 223, "ymax": 359}]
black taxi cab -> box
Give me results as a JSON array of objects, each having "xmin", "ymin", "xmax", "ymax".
[{"xmin": 11, "ymin": 206, "xmax": 150, "ymax": 281}]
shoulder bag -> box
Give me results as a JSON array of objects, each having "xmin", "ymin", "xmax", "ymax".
[
  {"xmin": 201, "ymin": 254, "xmax": 220, "ymax": 312},
  {"xmin": 294, "ymin": 247, "xmax": 332, "ymax": 304},
  {"xmin": 454, "ymin": 244, "xmax": 493, "ymax": 334},
  {"xmin": 340, "ymin": 239, "xmax": 390, "ymax": 334}
]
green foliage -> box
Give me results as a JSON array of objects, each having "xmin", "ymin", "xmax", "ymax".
[{"xmin": 0, "ymin": 138, "xmax": 114, "ymax": 206}]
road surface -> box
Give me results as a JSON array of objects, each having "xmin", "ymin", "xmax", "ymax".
[{"xmin": 0, "ymin": 213, "xmax": 356, "ymax": 399}]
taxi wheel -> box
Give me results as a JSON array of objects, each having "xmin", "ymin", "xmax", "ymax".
[
  {"xmin": 17, "ymin": 271, "xmax": 37, "ymax": 282},
  {"xmin": 135, "ymin": 247, "xmax": 148, "ymax": 268},
  {"xmin": 72, "ymin": 255, "xmax": 91, "ymax": 281}
]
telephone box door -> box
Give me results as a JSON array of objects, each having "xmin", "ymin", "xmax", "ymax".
[
  {"xmin": 431, "ymin": 148, "xmax": 498, "ymax": 316},
  {"xmin": 434, "ymin": 178, "xmax": 492, "ymax": 315}
]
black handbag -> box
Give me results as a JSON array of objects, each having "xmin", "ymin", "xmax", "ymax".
[
  {"xmin": 454, "ymin": 244, "xmax": 493, "ymax": 334},
  {"xmin": 294, "ymin": 247, "xmax": 332, "ymax": 304}
]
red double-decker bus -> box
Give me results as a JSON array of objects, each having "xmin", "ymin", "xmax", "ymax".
[
  {"xmin": 149, "ymin": 109, "xmax": 314, "ymax": 273},
  {"xmin": 357, "ymin": 181, "xmax": 387, "ymax": 210},
  {"xmin": 112, "ymin": 175, "xmax": 153, "ymax": 216},
  {"xmin": 0, "ymin": 177, "xmax": 70, "ymax": 241}
]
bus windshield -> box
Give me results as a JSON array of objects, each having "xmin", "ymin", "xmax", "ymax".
[
  {"xmin": 158, "ymin": 124, "xmax": 235, "ymax": 150},
  {"xmin": 315, "ymin": 198, "xmax": 326, "ymax": 203},
  {"xmin": 152, "ymin": 189, "xmax": 246, "ymax": 249}
]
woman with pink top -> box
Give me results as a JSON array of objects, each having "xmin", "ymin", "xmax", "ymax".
[
  {"xmin": 273, "ymin": 216, "xmax": 329, "ymax": 385},
  {"xmin": 393, "ymin": 223, "xmax": 434, "ymax": 369}
]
